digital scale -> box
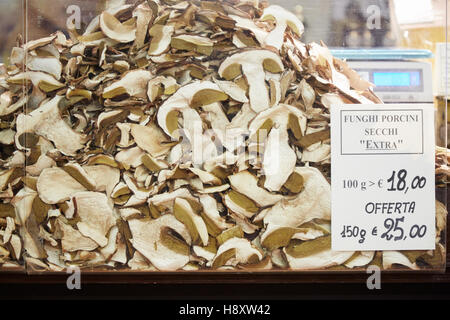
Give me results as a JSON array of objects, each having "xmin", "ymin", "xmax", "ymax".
[{"xmin": 330, "ymin": 49, "xmax": 433, "ymax": 104}]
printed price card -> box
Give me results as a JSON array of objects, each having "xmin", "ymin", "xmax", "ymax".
[{"xmin": 331, "ymin": 104, "xmax": 435, "ymax": 251}]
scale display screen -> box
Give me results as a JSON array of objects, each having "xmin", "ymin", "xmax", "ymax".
[{"xmin": 357, "ymin": 69, "xmax": 423, "ymax": 92}]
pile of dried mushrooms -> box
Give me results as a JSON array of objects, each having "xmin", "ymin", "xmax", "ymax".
[{"xmin": 0, "ymin": 0, "xmax": 446, "ymax": 272}]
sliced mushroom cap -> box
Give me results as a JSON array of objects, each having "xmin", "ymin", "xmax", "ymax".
[
  {"xmin": 228, "ymin": 171, "xmax": 282, "ymax": 207},
  {"xmin": 73, "ymin": 191, "xmax": 116, "ymax": 247},
  {"xmin": 8, "ymin": 71, "xmax": 64, "ymax": 92},
  {"xmin": 248, "ymin": 104, "xmax": 306, "ymax": 191},
  {"xmin": 174, "ymin": 197, "xmax": 208, "ymax": 246},
  {"xmin": 103, "ymin": 70, "xmax": 153, "ymax": 99},
  {"xmin": 57, "ymin": 218, "xmax": 99, "ymax": 252},
  {"xmin": 260, "ymin": 5, "xmax": 304, "ymax": 50},
  {"xmin": 218, "ymin": 49, "xmax": 284, "ymax": 112},
  {"xmin": 262, "ymin": 166, "xmax": 330, "ymax": 240},
  {"xmin": 129, "ymin": 123, "xmax": 173, "ymax": 157},
  {"xmin": 16, "ymin": 96, "xmax": 86, "ymax": 156},
  {"xmin": 37, "ymin": 168, "xmax": 86, "ymax": 204},
  {"xmin": 157, "ymin": 81, "xmax": 228, "ymax": 140},
  {"xmin": 100, "ymin": 11, "xmax": 137, "ymax": 43},
  {"xmin": 212, "ymin": 237, "xmax": 262, "ymax": 268},
  {"xmin": 284, "ymin": 237, "xmax": 354, "ymax": 270},
  {"xmin": 128, "ymin": 214, "xmax": 191, "ymax": 271}
]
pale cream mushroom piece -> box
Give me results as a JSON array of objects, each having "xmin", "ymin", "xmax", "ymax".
[
  {"xmin": 128, "ymin": 214, "xmax": 192, "ymax": 271},
  {"xmin": 157, "ymin": 81, "xmax": 228, "ymax": 140},
  {"xmin": 198, "ymin": 194, "xmax": 231, "ymax": 232},
  {"xmin": 8, "ymin": 71, "xmax": 64, "ymax": 93},
  {"xmin": 129, "ymin": 123, "xmax": 173, "ymax": 158},
  {"xmin": 212, "ymin": 237, "xmax": 262, "ymax": 268},
  {"xmin": 228, "ymin": 171, "xmax": 282, "ymax": 207},
  {"xmin": 0, "ymin": 92, "xmax": 27, "ymax": 116},
  {"xmin": 82, "ymin": 165, "xmax": 120, "ymax": 198},
  {"xmin": 26, "ymin": 56, "xmax": 62, "ymax": 80},
  {"xmin": 99, "ymin": 11, "xmax": 137, "ymax": 43},
  {"xmin": 57, "ymin": 219, "xmax": 99, "ymax": 252},
  {"xmin": 248, "ymin": 104, "xmax": 306, "ymax": 191},
  {"xmin": 285, "ymin": 246, "xmax": 354, "ymax": 270},
  {"xmin": 214, "ymin": 79, "xmax": 248, "ymax": 103},
  {"xmin": 133, "ymin": 2, "xmax": 153, "ymax": 49},
  {"xmin": 103, "ymin": 70, "xmax": 153, "ymax": 99},
  {"xmin": 73, "ymin": 192, "xmax": 116, "ymax": 247},
  {"xmin": 261, "ymin": 167, "xmax": 331, "ymax": 242},
  {"xmin": 171, "ymin": 35, "xmax": 215, "ymax": 56},
  {"xmin": 37, "ymin": 168, "xmax": 86, "ymax": 204},
  {"xmin": 174, "ymin": 198, "xmax": 209, "ymax": 246},
  {"xmin": 260, "ymin": 5, "xmax": 304, "ymax": 50},
  {"xmin": 382, "ymin": 251, "xmax": 419, "ymax": 270},
  {"xmin": 148, "ymin": 24, "xmax": 175, "ymax": 56},
  {"xmin": 147, "ymin": 76, "xmax": 179, "ymax": 102},
  {"xmin": 218, "ymin": 49, "xmax": 284, "ymax": 112},
  {"xmin": 344, "ymin": 251, "xmax": 375, "ymax": 269},
  {"xmin": 15, "ymin": 96, "xmax": 86, "ymax": 156},
  {"xmin": 0, "ymin": 129, "xmax": 15, "ymax": 145},
  {"xmin": 228, "ymin": 15, "xmax": 268, "ymax": 45}
]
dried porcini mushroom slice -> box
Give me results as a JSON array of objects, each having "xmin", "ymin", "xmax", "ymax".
[
  {"xmin": 157, "ymin": 81, "xmax": 228, "ymax": 139},
  {"xmin": 171, "ymin": 35, "xmax": 214, "ymax": 56},
  {"xmin": 16, "ymin": 96, "xmax": 86, "ymax": 156},
  {"xmin": 212, "ymin": 237, "xmax": 262, "ymax": 268},
  {"xmin": 128, "ymin": 214, "xmax": 191, "ymax": 271},
  {"xmin": 260, "ymin": 5, "xmax": 304, "ymax": 50},
  {"xmin": 100, "ymin": 11, "xmax": 137, "ymax": 43},
  {"xmin": 103, "ymin": 70, "xmax": 153, "ymax": 99},
  {"xmin": 248, "ymin": 104, "xmax": 306, "ymax": 191},
  {"xmin": 218, "ymin": 49, "xmax": 284, "ymax": 112},
  {"xmin": 173, "ymin": 197, "xmax": 209, "ymax": 246}
]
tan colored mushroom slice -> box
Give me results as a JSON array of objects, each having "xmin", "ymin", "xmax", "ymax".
[
  {"xmin": 228, "ymin": 171, "xmax": 283, "ymax": 207},
  {"xmin": 133, "ymin": 2, "xmax": 153, "ymax": 49},
  {"xmin": 174, "ymin": 198, "xmax": 208, "ymax": 246},
  {"xmin": 248, "ymin": 104, "xmax": 306, "ymax": 191},
  {"xmin": 83, "ymin": 165, "xmax": 120, "ymax": 198},
  {"xmin": 0, "ymin": 92, "xmax": 26, "ymax": 117},
  {"xmin": 148, "ymin": 24, "xmax": 175, "ymax": 56},
  {"xmin": 16, "ymin": 96, "xmax": 86, "ymax": 156},
  {"xmin": 298, "ymin": 79, "xmax": 315, "ymax": 110},
  {"xmin": 8, "ymin": 71, "xmax": 64, "ymax": 92},
  {"xmin": 214, "ymin": 79, "xmax": 248, "ymax": 103},
  {"xmin": 262, "ymin": 167, "xmax": 330, "ymax": 238},
  {"xmin": 23, "ymin": 35, "xmax": 56, "ymax": 51},
  {"xmin": 0, "ymin": 129, "xmax": 15, "ymax": 145},
  {"xmin": 198, "ymin": 195, "xmax": 231, "ymax": 234},
  {"xmin": 115, "ymin": 146, "xmax": 145, "ymax": 169},
  {"xmin": 26, "ymin": 56, "xmax": 62, "ymax": 80},
  {"xmin": 260, "ymin": 5, "xmax": 304, "ymax": 50},
  {"xmin": 224, "ymin": 190, "xmax": 259, "ymax": 219},
  {"xmin": 147, "ymin": 76, "xmax": 179, "ymax": 102},
  {"xmin": 73, "ymin": 192, "xmax": 116, "ymax": 247},
  {"xmin": 57, "ymin": 218, "xmax": 99, "ymax": 252},
  {"xmin": 37, "ymin": 168, "xmax": 86, "ymax": 204},
  {"xmin": 100, "ymin": 11, "xmax": 136, "ymax": 43},
  {"xmin": 382, "ymin": 251, "xmax": 419, "ymax": 270},
  {"xmin": 189, "ymin": 168, "xmax": 221, "ymax": 185},
  {"xmin": 344, "ymin": 251, "xmax": 375, "ymax": 268},
  {"xmin": 63, "ymin": 163, "xmax": 96, "ymax": 191},
  {"xmin": 171, "ymin": 35, "xmax": 214, "ymax": 56},
  {"xmin": 157, "ymin": 81, "xmax": 228, "ymax": 140},
  {"xmin": 103, "ymin": 70, "xmax": 153, "ymax": 99},
  {"xmin": 212, "ymin": 237, "xmax": 262, "ymax": 268},
  {"xmin": 128, "ymin": 214, "xmax": 191, "ymax": 271},
  {"xmin": 284, "ymin": 237, "xmax": 354, "ymax": 270},
  {"xmin": 129, "ymin": 123, "xmax": 173, "ymax": 158},
  {"xmin": 218, "ymin": 50, "xmax": 284, "ymax": 112},
  {"xmin": 228, "ymin": 15, "xmax": 268, "ymax": 45}
]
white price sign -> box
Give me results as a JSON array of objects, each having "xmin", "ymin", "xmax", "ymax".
[{"xmin": 331, "ymin": 104, "xmax": 435, "ymax": 251}]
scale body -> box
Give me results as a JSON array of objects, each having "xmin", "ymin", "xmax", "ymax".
[{"xmin": 331, "ymin": 49, "xmax": 434, "ymax": 104}]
